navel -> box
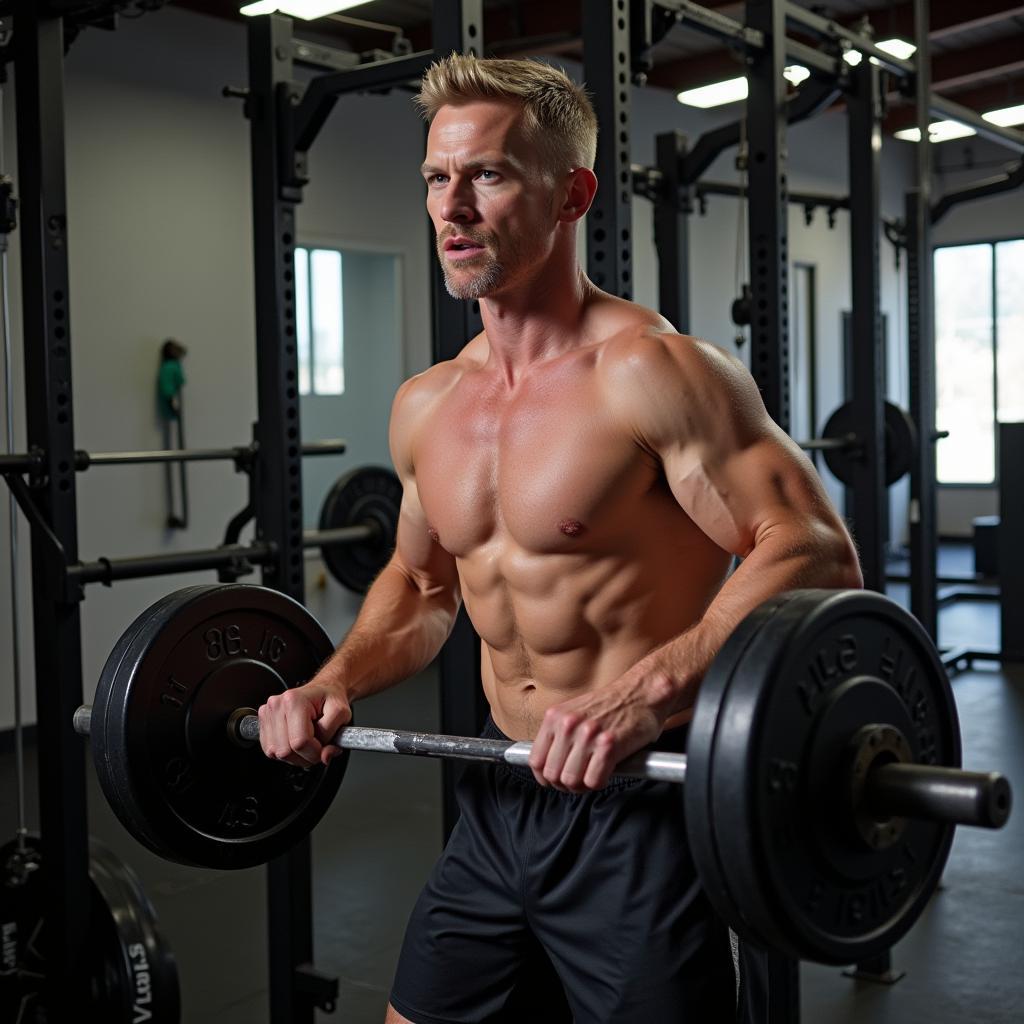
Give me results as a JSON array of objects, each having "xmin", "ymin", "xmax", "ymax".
[{"xmin": 558, "ymin": 518, "xmax": 585, "ymax": 537}]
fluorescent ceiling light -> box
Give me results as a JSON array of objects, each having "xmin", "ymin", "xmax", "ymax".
[
  {"xmin": 677, "ymin": 76, "xmax": 747, "ymax": 108},
  {"xmin": 843, "ymin": 50, "xmax": 863, "ymax": 67},
  {"xmin": 983, "ymin": 103, "xmax": 1024, "ymax": 127},
  {"xmin": 677, "ymin": 66, "xmax": 809, "ymax": 107},
  {"xmin": 893, "ymin": 120, "xmax": 976, "ymax": 143},
  {"xmin": 875, "ymin": 38, "xmax": 917, "ymax": 59},
  {"xmin": 240, "ymin": 0, "xmax": 371, "ymax": 18}
]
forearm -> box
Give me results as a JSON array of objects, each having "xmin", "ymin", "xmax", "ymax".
[
  {"xmin": 316, "ymin": 560, "xmax": 460, "ymax": 702},
  {"xmin": 633, "ymin": 522, "xmax": 862, "ymax": 720}
]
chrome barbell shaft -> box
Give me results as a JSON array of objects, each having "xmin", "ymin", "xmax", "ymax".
[
  {"xmin": 235, "ymin": 715, "xmax": 690, "ymax": 783},
  {"xmin": 72, "ymin": 704, "xmax": 1010, "ymax": 824}
]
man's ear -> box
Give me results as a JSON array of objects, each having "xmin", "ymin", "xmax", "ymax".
[{"xmin": 558, "ymin": 167, "xmax": 598, "ymax": 224}]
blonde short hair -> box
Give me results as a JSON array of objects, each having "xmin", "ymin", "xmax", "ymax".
[{"xmin": 416, "ymin": 53, "xmax": 598, "ymax": 176}]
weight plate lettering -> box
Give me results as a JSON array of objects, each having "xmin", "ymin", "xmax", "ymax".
[
  {"xmin": 686, "ymin": 589, "xmax": 958, "ymax": 964},
  {"xmin": 0, "ymin": 834, "xmax": 179, "ymax": 1022},
  {"xmin": 90, "ymin": 585, "xmax": 346, "ymax": 870}
]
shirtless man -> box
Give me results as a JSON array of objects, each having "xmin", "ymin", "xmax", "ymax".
[{"xmin": 258, "ymin": 55, "xmax": 862, "ymax": 1023}]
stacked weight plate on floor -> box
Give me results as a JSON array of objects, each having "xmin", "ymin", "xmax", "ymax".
[
  {"xmin": 685, "ymin": 589, "xmax": 960, "ymax": 965},
  {"xmin": 0, "ymin": 834, "xmax": 179, "ymax": 1022},
  {"xmin": 89, "ymin": 584, "xmax": 348, "ymax": 869}
]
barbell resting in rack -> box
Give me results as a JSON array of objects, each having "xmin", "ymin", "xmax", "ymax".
[
  {"xmin": 0, "ymin": 438, "xmax": 349, "ymax": 474},
  {"xmin": 8, "ymin": 463, "xmax": 402, "ymax": 594},
  {"xmin": 72, "ymin": 582, "xmax": 1012, "ymax": 966}
]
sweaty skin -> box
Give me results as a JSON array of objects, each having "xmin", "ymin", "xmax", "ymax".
[{"xmin": 258, "ymin": 98, "xmax": 862, "ymax": 806}]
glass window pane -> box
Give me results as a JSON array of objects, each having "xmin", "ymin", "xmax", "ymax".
[
  {"xmin": 294, "ymin": 247, "xmax": 311, "ymax": 396},
  {"xmin": 935, "ymin": 243, "xmax": 994, "ymax": 483},
  {"xmin": 310, "ymin": 248, "xmax": 344, "ymax": 395},
  {"xmin": 996, "ymin": 238, "xmax": 1024, "ymax": 423}
]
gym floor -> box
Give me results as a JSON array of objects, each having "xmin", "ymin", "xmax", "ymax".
[{"xmin": 2, "ymin": 543, "xmax": 1020, "ymax": 1023}]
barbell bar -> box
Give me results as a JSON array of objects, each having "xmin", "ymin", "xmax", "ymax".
[
  {"xmin": 66, "ymin": 525, "xmax": 382, "ymax": 587},
  {"xmin": 0, "ymin": 439, "xmax": 349, "ymax": 474},
  {"xmin": 71, "ymin": 582, "xmax": 1014, "ymax": 964},
  {"xmin": 69, "ymin": 707, "xmax": 1010, "ymax": 830},
  {"xmin": 61, "ymin": 466, "xmax": 400, "ymax": 593}
]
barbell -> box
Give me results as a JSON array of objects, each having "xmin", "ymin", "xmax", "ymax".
[{"xmin": 72, "ymin": 583, "xmax": 1011, "ymax": 966}]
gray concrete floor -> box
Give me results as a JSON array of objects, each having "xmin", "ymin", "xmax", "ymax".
[{"xmin": 1, "ymin": 550, "xmax": 1020, "ymax": 1022}]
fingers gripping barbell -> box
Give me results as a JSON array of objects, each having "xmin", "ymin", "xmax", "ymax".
[{"xmin": 73, "ymin": 585, "xmax": 1012, "ymax": 965}]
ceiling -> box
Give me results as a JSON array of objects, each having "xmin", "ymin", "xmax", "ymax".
[{"xmin": 171, "ymin": 0, "xmax": 1024, "ymax": 134}]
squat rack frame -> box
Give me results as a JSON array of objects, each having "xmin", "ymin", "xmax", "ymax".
[{"xmin": 2, "ymin": 1, "xmax": 485, "ymax": 1021}]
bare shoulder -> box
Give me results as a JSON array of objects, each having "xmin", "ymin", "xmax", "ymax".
[
  {"xmin": 389, "ymin": 338, "xmax": 483, "ymax": 475},
  {"xmin": 599, "ymin": 324, "xmax": 766, "ymax": 446}
]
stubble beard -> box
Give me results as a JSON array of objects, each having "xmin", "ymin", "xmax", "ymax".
[
  {"xmin": 437, "ymin": 229, "xmax": 530, "ymax": 300},
  {"xmin": 440, "ymin": 250, "xmax": 506, "ymax": 300}
]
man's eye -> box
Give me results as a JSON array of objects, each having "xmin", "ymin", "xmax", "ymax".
[
  {"xmin": 477, "ymin": 170, "xmax": 498, "ymax": 180},
  {"xmin": 428, "ymin": 174, "xmax": 448, "ymax": 185}
]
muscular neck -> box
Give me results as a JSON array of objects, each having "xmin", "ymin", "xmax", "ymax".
[{"xmin": 479, "ymin": 245, "xmax": 596, "ymax": 387}]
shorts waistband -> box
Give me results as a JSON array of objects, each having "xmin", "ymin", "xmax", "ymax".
[{"xmin": 481, "ymin": 716, "xmax": 688, "ymax": 792}]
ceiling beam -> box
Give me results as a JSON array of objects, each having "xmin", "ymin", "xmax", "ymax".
[
  {"xmin": 647, "ymin": 0, "xmax": 1024, "ymax": 93},
  {"xmin": 930, "ymin": 34, "xmax": 1024, "ymax": 91},
  {"xmin": 886, "ymin": 75, "xmax": 1024, "ymax": 132},
  {"xmin": 860, "ymin": 0, "xmax": 1024, "ymax": 42}
]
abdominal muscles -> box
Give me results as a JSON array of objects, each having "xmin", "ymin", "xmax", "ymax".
[{"xmin": 460, "ymin": 530, "xmax": 731, "ymax": 740}]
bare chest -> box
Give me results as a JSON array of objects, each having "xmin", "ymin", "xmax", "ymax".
[{"xmin": 414, "ymin": 366, "xmax": 652, "ymax": 556}]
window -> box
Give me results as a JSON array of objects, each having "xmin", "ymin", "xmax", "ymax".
[
  {"xmin": 294, "ymin": 246, "xmax": 344, "ymax": 395},
  {"xmin": 934, "ymin": 238, "xmax": 1023, "ymax": 484}
]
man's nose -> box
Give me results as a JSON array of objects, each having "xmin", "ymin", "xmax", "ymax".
[{"xmin": 440, "ymin": 178, "xmax": 477, "ymax": 224}]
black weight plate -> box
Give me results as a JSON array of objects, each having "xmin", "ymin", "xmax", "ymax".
[
  {"xmin": 822, "ymin": 401, "xmax": 918, "ymax": 487},
  {"xmin": 91, "ymin": 588, "xmax": 226, "ymax": 868},
  {"xmin": 0, "ymin": 834, "xmax": 179, "ymax": 1023},
  {"xmin": 92, "ymin": 584, "xmax": 346, "ymax": 870},
  {"xmin": 319, "ymin": 466, "xmax": 401, "ymax": 593},
  {"xmin": 89, "ymin": 837, "xmax": 180, "ymax": 1023},
  {"xmin": 698, "ymin": 590, "xmax": 959, "ymax": 964},
  {"xmin": 1, "ymin": 835, "xmax": 45, "ymax": 1023},
  {"xmin": 685, "ymin": 591, "xmax": 804, "ymax": 960}
]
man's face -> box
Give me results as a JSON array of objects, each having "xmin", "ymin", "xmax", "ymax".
[{"xmin": 422, "ymin": 100, "xmax": 559, "ymax": 300}]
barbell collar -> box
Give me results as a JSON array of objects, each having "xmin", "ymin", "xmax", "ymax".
[
  {"xmin": 866, "ymin": 763, "xmax": 1012, "ymax": 830},
  {"xmin": 73, "ymin": 704, "xmax": 91, "ymax": 737}
]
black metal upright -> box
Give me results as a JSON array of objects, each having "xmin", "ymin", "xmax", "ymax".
[
  {"xmin": 744, "ymin": 0, "xmax": 790, "ymax": 431},
  {"xmin": 654, "ymin": 131, "xmax": 690, "ymax": 330},
  {"xmin": 428, "ymin": 0, "xmax": 486, "ymax": 356},
  {"xmin": 740, "ymin": 3, "xmax": 800, "ymax": 1019},
  {"xmin": 14, "ymin": 5, "xmax": 92, "ymax": 1017},
  {"xmin": 426, "ymin": 0, "xmax": 487, "ymax": 839},
  {"xmin": 846, "ymin": 56, "xmax": 887, "ymax": 590},
  {"xmin": 583, "ymin": 0, "xmax": 634, "ymax": 299},
  {"xmin": 999, "ymin": 423, "xmax": 1024, "ymax": 659},
  {"xmin": 247, "ymin": 16, "xmax": 319, "ymax": 1023},
  {"xmin": 906, "ymin": 0, "xmax": 938, "ymax": 640}
]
